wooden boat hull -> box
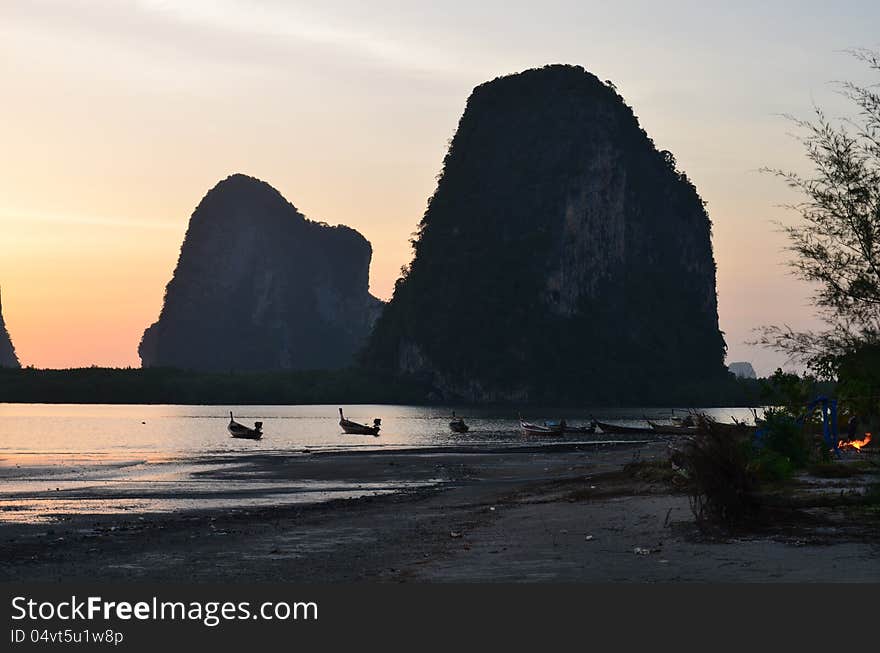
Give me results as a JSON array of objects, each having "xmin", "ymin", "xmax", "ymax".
[
  {"xmin": 709, "ymin": 421, "xmax": 757, "ymax": 437},
  {"xmin": 338, "ymin": 409, "xmax": 381, "ymax": 436},
  {"xmin": 340, "ymin": 420, "xmax": 380, "ymax": 436},
  {"xmin": 520, "ymin": 420, "xmax": 564, "ymax": 435},
  {"xmin": 564, "ymin": 425, "xmax": 596, "ymax": 435},
  {"xmin": 229, "ymin": 430, "xmax": 262, "ymax": 440},
  {"xmin": 647, "ymin": 420, "xmax": 699, "ymax": 436},
  {"xmin": 228, "ymin": 412, "xmax": 262, "ymax": 440},
  {"xmin": 650, "ymin": 419, "xmax": 756, "ymax": 437},
  {"xmin": 521, "ymin": 418, "xmax": 595, "ymax": 436},
  {"xmin": 595, "ymin": 421, "xmax": 649, "ymax": 434},
  {"xmin": 228, "ymin": 424, "xmax": 262, "ymax": 440}
]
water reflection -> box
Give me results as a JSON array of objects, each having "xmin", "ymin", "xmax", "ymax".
[
  {"xmin": 0, "ymin": 404, "xmax": 759, "ymax": 523},
  {"xmin": 0, "ymin": 403, "xmax": 758, "ymax": 455}
]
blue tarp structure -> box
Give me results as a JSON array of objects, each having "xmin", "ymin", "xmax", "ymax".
[{"xmin": 754, "ymin": 396, "xmax": 840, "ymax": 456}]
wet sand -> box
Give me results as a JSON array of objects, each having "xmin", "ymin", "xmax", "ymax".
[{"xmin": 1, "ymin": 441, "xmax": 878, "ymax": 582}]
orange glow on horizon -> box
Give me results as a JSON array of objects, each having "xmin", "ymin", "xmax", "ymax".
[{"xmin": 2, "ymin": 1, "xmax": 870, "ymax": 371}]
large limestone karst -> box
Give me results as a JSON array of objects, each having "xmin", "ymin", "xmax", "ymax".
[
  {"xmin": 363, "ymin": 65, "xmax": 726, "ymax": 402},
  {"xmin": 0, "ymin": 289, "xmax": 20, "ymax": 368},
  {"xmin": 140, "ymin": 174, "xmax": 381, "ymax": 371}
]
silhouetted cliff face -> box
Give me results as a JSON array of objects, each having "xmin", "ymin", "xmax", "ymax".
[
  {"xmin": 364, "ymin": 65, "xmax": 726, "ymax": 402},
  {"xmin": 140, "ymin": 174, "xmax": 381, "ymax": 372},
  {"xmin": 0, "ymin": 290, "xmax": 19, "ymax": 368}
]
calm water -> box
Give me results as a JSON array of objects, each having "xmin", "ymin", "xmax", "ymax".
[
  {"xmin": 0, "ymin": 404, "xmax": 759, "ymax": 523},
  {"xmin": 0, "ymin": 403, "xmax": 759, "ymax": 456}
]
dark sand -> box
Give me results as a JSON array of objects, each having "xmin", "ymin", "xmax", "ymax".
[{"xmin": 1, "ymin": 441, "xmax": 877, "ymax": 582}]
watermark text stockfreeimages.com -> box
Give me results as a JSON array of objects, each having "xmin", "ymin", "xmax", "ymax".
[{"xmin": 10, "ymin": 595, "xmax": 318, "ymax": 628}]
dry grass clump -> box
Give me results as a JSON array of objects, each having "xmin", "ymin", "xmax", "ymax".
[{"xmin": 673, "ymin": 415, "xmax": 759, "ymax": 525}]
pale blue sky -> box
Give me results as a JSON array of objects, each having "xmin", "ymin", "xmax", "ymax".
[{"xmin": 1, "ymin": 0, "xmax": 878, "ymax": 370}]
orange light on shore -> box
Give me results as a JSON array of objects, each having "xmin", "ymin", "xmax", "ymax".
[{"xmin": 840, "ymin": 433, "xmax": 872, "ymax": 451}]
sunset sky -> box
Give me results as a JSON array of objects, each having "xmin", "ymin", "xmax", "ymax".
[{"xmin": 1, "ymin": 0, "xmax": 878, "ymax": 373}]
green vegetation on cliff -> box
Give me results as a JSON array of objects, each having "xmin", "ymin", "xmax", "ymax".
[
  {"xmin": 364, "ymin": 65, "xmax": 726, "ymax": 403},
  {"xmin": 140, "ymin": 174, "xmax": 381, "ymax": 372}
]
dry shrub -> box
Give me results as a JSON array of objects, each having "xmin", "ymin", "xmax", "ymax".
[{"xmin": 673, "ymin": 416, "xmax": 759, "ymax": 526}]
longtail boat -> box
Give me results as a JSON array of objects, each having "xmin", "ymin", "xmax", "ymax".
[
  {"xmin": 646, "ymin": 419, "xmax": 699, "ymax": 436},
  {"xmin": 228, "ymin": 412, "xmax": 263, "ymax": 440},
  {"xmin": 520, "ymin": 418, "xmax": 564, "ymax": 435},
  {"xmin": 449, "ymin": 412, "xmax": 469, "ymax": 433},
  {"xmin": 594, "ymin": 420, "xmax": 650, "ymax": 435},
  {"xmin": 339, "ymin": 408, "xmax": 381, "ymax": 436},
  {"xmin": 564, "ymin": 422, "xmax": 597, "ymax": 434}
]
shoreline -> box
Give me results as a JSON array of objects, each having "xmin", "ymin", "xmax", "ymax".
[{"xmin": 1, "ymin": 441, "xmax": 877, "ymax": 582}]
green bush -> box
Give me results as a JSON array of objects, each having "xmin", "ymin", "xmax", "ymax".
[
  {"xmin": 749, "ymin": 450, "xmax": 796, "ymax": 483},
  {"xmin": 759, "ymin": 408, "xmax": 811, "ymax": 468}
]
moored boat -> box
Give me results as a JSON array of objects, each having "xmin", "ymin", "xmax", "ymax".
[
  {"xmin": 564, "ymin": 422, "xmax": 597, "ymax": 435},
  {"xmin": 339, "ymin": 408, "xmax": 381, "ymax": 436},
  {"xmin": 646, "ymin": 419, "xmax": 699, "ymax": 436},
  {"xmin": 449, "ymin": 412, "xmax": 469, "ymax": 433},
  {"xmin": 228, "ymin": 412, "xmax": 263, "ymax": 440},
  {"xmin": 671, "ymin": 412, "xmax": 696, "ymax": 427},
  {"xmin": 520, "ymin": 417, "xmax": 565, "ymax": 435},
  {"xmin": 594, "ymin": 420, "xmax": 650, "ymax": 435},
  {"xmin": 520, "ymin": 417, "xmax": 596, "ymax": 435},
  {"xmin": 708, "ymin": 420, "xmax": 758, "ymax": 437}
]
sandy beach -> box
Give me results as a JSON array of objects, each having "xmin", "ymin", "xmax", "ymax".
[{"xmin": 1, "ymin": 440, "xmax": 877, "ymax": 583}]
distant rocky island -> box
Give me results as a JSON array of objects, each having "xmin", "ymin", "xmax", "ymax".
[
  {"xmin": 139, "ymin": 174, "xmax": 381, "ymax": 371},
  {"xmin": 135, "ymin": 66, "xmax": 728, "ymax": 402},
  {"xmin": 364, "ymin": 65, "xmax": 727, "ymax": 402},
  {"xmin": 0, "ymin": 289, "xmax": 20, "ymax": 368},
  {"xmin": 728, "ymin": 362, "xmax": 757, "ymax": 379}
]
